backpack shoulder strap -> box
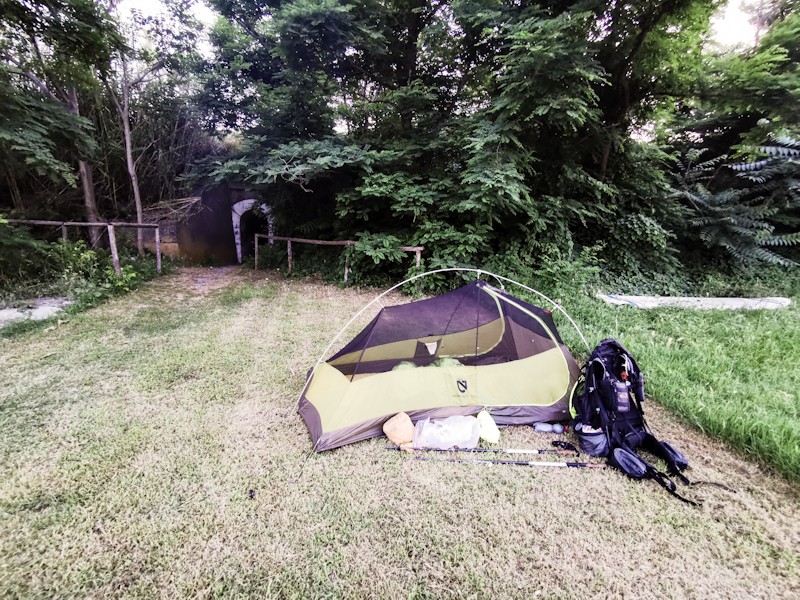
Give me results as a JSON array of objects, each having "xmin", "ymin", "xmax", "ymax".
[
  {"xmin": 607, "ymin": 445, "xmax": 700, "ymax": 506},
  {"xmin": 640, "ymin": 434, "xmax": 737, "ymax": 493}
]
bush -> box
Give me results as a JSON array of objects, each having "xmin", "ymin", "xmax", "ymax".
[{"xmin": 0, "ymin": 220, "xmax": 167, "ymax": 309}]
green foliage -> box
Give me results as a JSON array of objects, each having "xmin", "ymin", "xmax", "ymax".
[
  {"xmin": 0, "ymin": 218, "xmax": 49, "ymax": 278},
  {"xmin": 491, "ymin": 9, "xmax": 605, "ymax": 132},
  {"xmin": 0, "ymin": 0, "xmax": 122, "ymax": 73},
  {"xmin": 192, "ymin": 0, "xmax": 738, "ymax": 290},
  {"xmin": 254, "ymin": 241, "xmax": 347, "ymax": 284},
  {"xmin": 352, "ymin": 232, "xmax": 406, "ymax": 265},
  {"xmin": 0, "ymin": 0, "xmax": 218, "ymax": 222},
  {"xmin": 666, "ymin": 5, "xmax": 800, "ymax": 158},
  {"xmin": 0, "ymin": 81, "xmax": 95, "ymax": 186},
  {"xmin": 4, "ymin": 0, "xmax": 794, "ymax": 292},
  {"xmin": 458, "ymin": 119, "xmax": 533, "ymax": 222},
  {"xmin": 0, "ymin": 233, "xmax": 165, "ymax": 312},
  {"xmin": 671, "ymin": 145, "xmax": 800, "ymax": 267},
  {"xmin": 0, "ymin": 0, "xmax": 123, "ymax": 197},
  {"xmin": 607, "ymin": 214, "xmax": 679, "ymax": 271},
  {"xmin": 676, "ymin": 151, "xmax": 800, "ymax": 267}
]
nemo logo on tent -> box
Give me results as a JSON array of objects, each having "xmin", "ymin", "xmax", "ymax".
[{"xmin": 457, "ymin": 380, "xmax": 468, "ymax": 393}]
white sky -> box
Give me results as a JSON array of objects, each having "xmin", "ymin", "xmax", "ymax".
[
  {"xmin": 123, "ymin": 0, "xmax": 759, "ymax": 49},
  {"xmin": 711, "ymin": 0, "xmax": 758, "ymax": 47},
  {"xmin": 118, "ymin": 0, "xmax": 217, "ymax": 27}
]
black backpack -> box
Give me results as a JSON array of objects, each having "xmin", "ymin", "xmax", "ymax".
[{"xmin": 571, "ymin": 339, "xmax": 730, "ymax": 505}]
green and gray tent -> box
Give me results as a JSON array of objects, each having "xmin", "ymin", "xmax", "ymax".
[{"xmin": 299, "ymin": 280, "xmax": 581, "ymax": 451}]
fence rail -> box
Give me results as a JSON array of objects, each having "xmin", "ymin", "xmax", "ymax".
[
  {"xmin": 254, "ymin": 234, "xmax": 423, "ymax": 281},
  {"xmin": 5, "ymin": 219, "xmax": 161, "ymax": 274}
]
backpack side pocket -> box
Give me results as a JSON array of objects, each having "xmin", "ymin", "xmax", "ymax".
[{"xmin": 576, "ymin": 426, "xmax": 609, "ymax": 457}]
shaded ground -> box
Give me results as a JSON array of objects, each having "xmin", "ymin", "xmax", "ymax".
[{"xmin": 0, "ymin": 267, "xmax": 797, "ymax": 599}]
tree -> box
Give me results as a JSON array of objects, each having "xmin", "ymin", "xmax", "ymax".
[
  {"xmin": 0, "ymin": 0, "xmax": 122, "ymax": 243},
  {"xmin": 670, "ymin": 140, "xmax": 800, "ymax": 267},
  {"xmin": 0, "ymin": 70, "xmax": 96, "ymax": 209},
  {"xmin": 106, "ymin": 1, "xmax": 203, "ymax": 254},
  {"xmin": 188, "ymin": 0, "xmax": 725, "ymax": 283}
]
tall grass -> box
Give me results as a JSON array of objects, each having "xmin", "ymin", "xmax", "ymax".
[{"xmin": 535, "ymin": 289, "xmax": 800, "ymax": 483}]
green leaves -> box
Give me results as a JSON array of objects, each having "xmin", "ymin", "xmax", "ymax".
[
  {"xmin": 0, "ymin": 75, "xmax": 95, "ymax": 185},
  {"xmin": 352, "ymin": 231, "xmax": 406, "ymax": 264},
  {"xmin": 457, "ymin": 119, "xmax": 533, "ymax": 221},
  {"xmin": 672, "ymin": 141, "xmax": 800, "ymax": 268},
  {"xmin": 492, "ymin": 9, "xmax": 605, "ymax": 132},
  {"xmin": 204, "ymin": 137, "xmax": 398, "ymax": 189},
  {"xmin": 187, "ymin": 0, "xmax": 800, "ymax": 287},
  {"xmin": 607, "ymin": 213, "xmax": 679, "ymax": 271}
]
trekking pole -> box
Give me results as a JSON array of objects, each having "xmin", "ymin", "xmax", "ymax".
[
  {"xmin": 385, "ymin": 443, "xmax": 579, "ymax": 456},
  {"xmin": 408, "ymin": 456, "xmax": 606, "ymax": 469}
]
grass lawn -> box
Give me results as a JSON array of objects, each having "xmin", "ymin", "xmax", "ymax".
[
  {"xmin": 1, "ymin": 267, "xmax": 798, "ymax": 599},
  {"xmin": 545, "ymin": 289, "xmax": 800, "ymax": 483}
]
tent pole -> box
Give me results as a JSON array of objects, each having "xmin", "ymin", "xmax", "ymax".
[
  {"xmin": 409, "ymin": 456, "xmax": 606, "ymax": 469},
  {"xmin": 385, "ymin": 445, "xmax": 579, "ymax": 456}
]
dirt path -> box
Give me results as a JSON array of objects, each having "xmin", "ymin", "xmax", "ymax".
[{"xmin": 154, "ymin": 265, "xmax": 258, "ymax": 296}]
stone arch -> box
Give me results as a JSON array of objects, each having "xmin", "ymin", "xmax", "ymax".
[{"xmin": 231, "ymin": 199, "xmax": 273, "ymax": 263}]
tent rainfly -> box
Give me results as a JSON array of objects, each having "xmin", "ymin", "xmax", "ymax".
[{"xmin": 299, "ymin": 280, "xmax": 582, "ymax": 451}]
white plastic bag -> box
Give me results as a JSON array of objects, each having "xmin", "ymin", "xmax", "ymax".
[
  {"xmin": 476, "ymin": 410, "xmax": 500, "ymax": 444},
  {"xmin": 413, "ymin": 415, "xmax": 480, "ymax": 450}
]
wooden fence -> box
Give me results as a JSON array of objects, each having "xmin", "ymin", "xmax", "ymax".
[
  {"xmin": 254, "ymin": 234, "xmax": 423, "ymax": 282},
  {"xmin": 5, "ymin": 219, "xmax": 161, "ymax": 275}
]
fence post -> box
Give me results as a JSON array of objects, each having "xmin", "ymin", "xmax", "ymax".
[
  {"xmin": 287, "ymin": 240, "xmax": 292, "ymax": 273},
  {"xmin": 61, "ymin": 224, "xmax": 68, "ymax": 240},
  {"xmin": 415, "ymin": 248, "xmax": 421, "ymax": 268},
  {"xmin": 255, "ymin": 234, "xmax": 259, "ymax": 270},
  {"xmin": 107, "ymin": 224, "xmax": 121, "ymax": 275},
  {"xmin": 155, "ymin": 226, "xmax": 162, "ymax": 274}
]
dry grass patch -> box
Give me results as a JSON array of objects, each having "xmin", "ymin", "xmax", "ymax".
[{"xmin": 0, "ymin": 267, "xmax": 798, "ymax": 599}]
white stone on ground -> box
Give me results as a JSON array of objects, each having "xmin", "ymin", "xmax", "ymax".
[
  {"xmin": 597, "ymin": 294, "xmax": 792, "ymax": 310},
  {"xmin": 0, "ymin": 297, "xmax": 73, "ymax": 328}
]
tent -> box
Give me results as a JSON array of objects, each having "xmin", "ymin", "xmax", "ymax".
[{"xmin": 298, "ymin": 279, "xmax": 582, "ymax": 451}]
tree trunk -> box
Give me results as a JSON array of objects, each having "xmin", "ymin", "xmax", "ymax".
[
  {"xmin": 78, "ymin": 160, "xmax": 103, "ymax": 245},
  {"xmin": 67, "ymin": 87, "xmax": 104, "ymax": 246},
  {"xmin": 5, "ymin": 171, "xmax": 25, "ymax": 211},
  {"xmin": 121, "ymin": 57, "xmax": 144, "ymax": 256},
  {"xmin": 399, "ymin": 1, "xmax": 424, "ymax": 130}
]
